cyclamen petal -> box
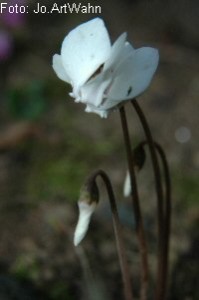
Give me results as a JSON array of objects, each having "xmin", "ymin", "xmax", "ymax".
[
  {"xmin": 73, "ymin": 201, "xmax": 97, "ymax": 246},
  {"xmin": 107, "ymin": 47, "xmax": 159, "ymax": 102},
  {"xmin": 80, "ymin": 75, "xmax": 112, "ymax": 107},
  {"xmin": 52, "ymin": 54, "xmax": 70, "ymax": 83},
  {"xmin": 61, "ymin": 18, "xmax": 111, "ymax": 89},
  {"xmin": 103, "ymin": 32, "xmax": 127, "ymax": 71},
  {"xmin": 52, "ymin": 18, "xmax": 159, "ymax": 118}
]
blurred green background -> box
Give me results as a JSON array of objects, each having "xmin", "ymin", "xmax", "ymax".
[{"xmin": 0, "ymin": 0, "xmax": 198, "ymax": 299}]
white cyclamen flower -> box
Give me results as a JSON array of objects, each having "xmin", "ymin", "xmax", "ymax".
[
  {"xmin": 53, "ymin": 18, "xmax": 159, "ymax": 118},
  {"xmin": 74, "ymin": 201, "xmax": 97, "ymax": 246}
]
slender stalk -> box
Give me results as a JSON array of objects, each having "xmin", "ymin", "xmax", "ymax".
[
  {"xmin": 119, "ymin": 107, "xmax": 148, "ymax": 300},
  {"xmin": 88, "ymin": 170, "xmax": 134, "ymax": 300},
  {"xmin": 138, "ymin": 140, "xmax": 171, "ymax": 298},
  {"xmin": 131, "ymin": 100, "xmax": 165, "ymax": 300},
  {"xmin": 154, "ymin": 143, "xmax": 171, "ymax": 297}
]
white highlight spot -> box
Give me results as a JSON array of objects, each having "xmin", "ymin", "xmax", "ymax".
[{"xmin": 175, "ymin": 126, "xmax": 191, "ymax": 144}]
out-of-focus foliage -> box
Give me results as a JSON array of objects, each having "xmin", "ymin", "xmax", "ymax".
[{"xmin": 7, "ymin": 81, "xmax": 46, "ymax": 120}]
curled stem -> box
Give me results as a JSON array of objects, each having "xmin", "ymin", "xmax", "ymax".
[
  {"xmin": 119, "ymin": 107, "xmax": 148, "ymax": 300},
  {"xmin": 131, "ymin": 100, "xmax": 169, "ymax": 300},
  {"xmin": 87, "ymin": 169, "xmax": 133, "ymax": 300}
]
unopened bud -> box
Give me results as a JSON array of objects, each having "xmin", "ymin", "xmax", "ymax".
[
  {"xmin": 123, "ymin": 145, "xmax": 146, "ymax": 197},
  {"xmin": 73, "ymin": 181, "xmax": 99, "ymax": 246},
  {"xmin": 123, "ymin": 171, "xmax": 131, "ymax": 197}
]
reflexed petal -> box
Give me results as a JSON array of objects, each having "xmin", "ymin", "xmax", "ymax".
[
  {"xmin": 52, "ymin": 54, "xmax": 70, "ymax": 83},
  {"xmin": 107, "ymin": 47, "xmax": 159, "ymax": 104},
  {"xmin": 104, "ymin": 32, "xmax": 127, "ymax": 71},
  {"xmin": 116, "ymin": 41, "xmax": 134, "ymax": 68},
  {"xmin": 61, "ymin": 18, "xmax": 111, "ymax": 88}
]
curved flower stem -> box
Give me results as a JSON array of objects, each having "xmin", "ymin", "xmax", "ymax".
[
  {"xmin": 154, "ymin": 143, "xmax": 171, "ymax": 297},
  {"xmin": 138, "ymin": 140, "xmax": 171, "ymax": 299},
  {"xmin": 131, "ymin": 100, "xmax": 166, "ymax": 300},
  {"xmin": 119, "ymin": 107, "xmax": 148, "ymax": 300},
  {"xmin": 87, "ymin": 169, "xmax": 133, "ymax": 300}
]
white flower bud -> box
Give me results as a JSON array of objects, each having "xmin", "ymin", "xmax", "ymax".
[
  {"xmin": 74, "ymin": 201, "xmax": 97, "ymax": 246},
  {"xmin": 123, "ymin": 171, "xmax": 132, "ymax": 197}
]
